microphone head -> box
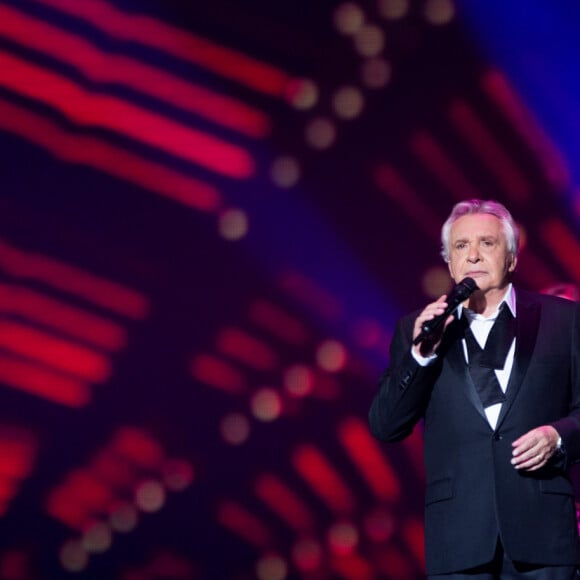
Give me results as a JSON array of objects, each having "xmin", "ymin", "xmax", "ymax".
[{"xmin": 456, "ymin": 277, "xmax": 478, "ymax": 300}]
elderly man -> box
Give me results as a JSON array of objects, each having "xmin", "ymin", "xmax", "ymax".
[{"xmin": 369, "ymin": 199, "xmax": 580, "ymax": 578}]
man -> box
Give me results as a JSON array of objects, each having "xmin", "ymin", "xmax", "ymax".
[{"xmin": 369, "ymin": 199, "xmax": 580, "ymax": 578}]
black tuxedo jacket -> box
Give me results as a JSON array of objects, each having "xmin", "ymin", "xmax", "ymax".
[{"xmin": 369, "ymin": 288, "xmax": 580, "ymax": 575}]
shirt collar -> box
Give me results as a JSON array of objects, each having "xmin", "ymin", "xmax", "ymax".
[{"xmin": 458, "ymin": 283, "xmax": 516, "ymax": 320}]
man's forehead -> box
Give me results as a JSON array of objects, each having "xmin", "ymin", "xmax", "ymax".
[{"xmin": 450, "ymin": 213, "xmax": 503, "ymax": 236}]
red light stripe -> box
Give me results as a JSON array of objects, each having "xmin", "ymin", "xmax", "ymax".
[
  {"xmin": 0, "ymin": 428, "xmax": 36, "ymax": 511},
  {"xmin": 0, "ymin": 51, "xmax": 255, "ymax": 179},
  {"xmin": 92, "ymin": 451, "xmax": 136, "ymax": 489},
  {"xmin": 0, "ymin": 321, "xmax": 111, "ymax": 383},
  {"xmin": 0, "ymin": 98, "xmax": 221, "ymax": 213},
  {"xmin": 330, "ymin": 554, "xmax": 374, "ymax": 580},
  {"xmin": 311, "ymin": 371, "xmax": 341, "ymax": 400},
  {"xmin": 45, "ymin": 430, "xmax": 172, "ymax": 535},
  {"xmin": 216, "ymin": 328, "xmax": 279, "ymax": 371},
  {"xmin": 46, "ymin": 468, "xmax": 114, "ymax": 529},
  {"xmin": 254, "ymin": 473, "xmax": 315, "ymax": 531},
  {"xmin": 449, "ymin": 99, "xmax": 531, "ymax": 202},
  {"xmin": 482, "ymin": 70, "xmax": 570, "ymax": 190},
  {"xmin": 64, "ymin": 469, "xmax": 116, "ymax": 511},
  {"xmin": 190, "ymin": 353, "xmax": 247, "ymax": 394},
  {"xmin": 0, "ymin": 284, "xmax": 126, "ymax": 351},
  {"xmin": 46, "ymin": 489, "xmax": 91, "ymax": 529},
  {"xmin": 292, "ymin": 445, "xmax": 355, "ymax": 514},
  {"xmin": 0, "ymin": 455, "xmax": 32, "ymax": 480},
  {"xmin": 0, "ymin": 479, "xmax": 17, "ymax": 504},
  {"xmin": 247, "ymin": 299, "xmax": 310, "ymax": 345},
  {"xmin": 0, "ymin": 4, "xmax": 270, "ymax": 138},
  {"xmin": 373, "ymin": 164, "xmax": 442, "ymax": 241},
  {"xmin": 217, "ymin": 500, "xmax": 272, "ymax": 548},
  {"xmin": 337, "ymin": 417, "xmax": 400, "ymax": 502},
  {"xmin": 277, "ymin": 270, "xmax": 344, "ymax": 321},
  {"xmin": 401, "ymin": 428, "xmax": 425, "ymax": 482},
  {"xmin": 111, "ymin": 427, "xmax": 164, "ymax": 470},
  {"xmin": 410, "ymin": 131, "xmax": 481, "ymax": 201},
  {"xmin": 0, "ymin": 433, "xmax": 36, "ymax": 478},
  {"xmin": 402, "ymin": 518, "xmax": 425, "ymax": 569},
  {"xmin": 540, "ymin": 219, "xmax": 580, "ymax": 284},
  {"xmin": 0, "ymin": 239, "xmax": 148, "ymax": 319},
  {"xmin": 374, "ymin": 545, "xmax": 416, "ymax": 578},
  {"xmin": 32, "ymin": 0, "xmax": 291, "ymax": 97},
  {"xmin": 0, "ymin": 352, "xmax": 90, "ymax": 407}
]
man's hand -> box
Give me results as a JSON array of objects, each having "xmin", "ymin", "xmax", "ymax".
[
  {"xmin": 412, "ymin": 295, "xmax": 454, "ymax": 358},
  {"xmin": 511, "ymin": 425, "xmax": 560, "ymax": 471}
]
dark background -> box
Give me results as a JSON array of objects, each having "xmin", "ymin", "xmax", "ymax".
[{"xmin": 1, "ymin": 0, "xmax": 580, "ymax": 578}]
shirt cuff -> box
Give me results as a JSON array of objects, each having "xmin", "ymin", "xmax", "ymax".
[{"xmin": 411, "ymin": 348, "xmax": 438, "ymax": 367}]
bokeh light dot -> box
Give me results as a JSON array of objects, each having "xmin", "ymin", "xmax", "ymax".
[
  {"xmin": 109, "ymin": 502, "xmax": 139, "ymax": 533},
  {"xmin": 354, "ymin": 24, "xmax": 385, "ymax": 57},
  {"xmin": 82, "ymin": 522, "xmax": 112, "ymax": 554},
  {"xmin": 378, "ymin": 0, "xmax": 409, "ymax": 19},
  {"xmin": 292, "ymin": 538, "xmax": 323, "ymax": 572},
  {"xmin": 424, "ymin": 0, "xmax": 455, "ymax": 25},
  {"xmin": 327, "ymin": 521, "xmax": 359, "ymax": 555},
  {"xmin": 316, "ymin": 339, "xmax": 348, "ymax": 372},
  {"xmin": 421, "ymin": 266, "xmax": 453, "ymax": 299},
  {"xmin": 364, "ymin": 508, "xmax": 396, "ymax": 542},
  {"xmin": 218, "ymin": 209, "xmax": 249, "ymax": 241},
  {"xmin": 333, "ymin": 2, "xmax": 365, "ymax": 35},
  {"xmin": 361, "ymin": 57, "xmax": 392, "ymax": 88},
  {"xmin": 256, "ymin": 553, "xmax": 288, "ymax": 580},
  {"xmin": 135, "ymin": 479, "xmax": 166, "ymax": 513},
  {"xmin": 251, "ymin": 388, "xmax": 282, "ymax": 422},
  {"xmin": 60, "ymin": 540, "xmax": 89, "ymax": 573},
  {"xmin": 270, "ymin": 156, "xmax": 301, "ymax": 188},
  {"xmin": 305, "ymin": 118, "xmax": 337, "ymax": 150},
  {"xmin": 283, "ymin": 364, "xmax": 315, "ymax": 397},
  {"xmin": 220, "ymin": 412, "xmax": 251, "ymax": 444},
  {"xmin": 332, "ymin": 86, "xmax": 364, "ymax": 120},
  {"xmin": 285, "ymin": 78, "xmax": 319, "ymax": 110},
  {"xmin": 353, "ymin": 317, "xmax": 383, "ymax": 348},
  {"xmin": 162, "ymin": 458, "xmax": 194, "ymax": 492}
]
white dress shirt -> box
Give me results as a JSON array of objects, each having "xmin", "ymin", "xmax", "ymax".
[
  {"xmin": 459, "ymin": 285, "xmax": 516, "ymax": 429},
  {"xmin": 413, "ymin": 284, "xmax": 516, "ymax": 430}
]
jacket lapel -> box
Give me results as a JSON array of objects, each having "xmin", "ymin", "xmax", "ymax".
[
  {"xmin": 440, "ymin": 289, "xmax": 541, "ymax": 429},
  {"xmin": 440, "ymin": 316, "xmax": 489, "ymax": 425},
  {"xmin": 495, "ymin": 291, "xmax": 540, "ymax": 430}
]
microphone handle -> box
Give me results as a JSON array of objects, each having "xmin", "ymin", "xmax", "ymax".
[{"xmin": 412, "ymin": 277, "xmax": 478, "ymax": 346}]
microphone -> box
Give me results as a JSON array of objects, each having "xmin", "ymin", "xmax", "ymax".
[{"xmin": 412, "ymin": 277, "xmax": 478, "ymax": 345}]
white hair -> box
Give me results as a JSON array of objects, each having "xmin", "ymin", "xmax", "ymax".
[{"xmin": 440, "ymin": 199, "xmax": 520, "ymax": 263}]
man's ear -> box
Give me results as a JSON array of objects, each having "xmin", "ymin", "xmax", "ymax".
[{"xmin": 508, "ymin": 254, "xmax": 517, "ymax": 273}]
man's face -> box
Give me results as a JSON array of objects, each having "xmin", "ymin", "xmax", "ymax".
[{"xmin": 447, "ymin": 213, "xmax": 516, "ymax": 294}]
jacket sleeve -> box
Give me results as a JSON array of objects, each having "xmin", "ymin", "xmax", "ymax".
[
  {"xmin": 550, "ymin": 301, "xmax": 580, "ymax": 465},
  {"xmin": 368, "ymin": 314, "xmax": 441, "ymax": 442}
]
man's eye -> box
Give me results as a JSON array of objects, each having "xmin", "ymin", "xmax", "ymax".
[{"xmin": 455, "ymin": 243, "xmax": 466, "ymax": 249}]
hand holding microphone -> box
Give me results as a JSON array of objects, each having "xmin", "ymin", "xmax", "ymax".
[{"xmin": 412, "ymin": 277, "xmax": 478, "ymax": 352}]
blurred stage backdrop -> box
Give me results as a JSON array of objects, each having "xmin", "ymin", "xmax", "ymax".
[{"xmin": 1, "ymin": 0, "xmax": 580, "ymax": 578}]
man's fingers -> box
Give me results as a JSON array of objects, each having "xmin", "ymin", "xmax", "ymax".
[
  {"xmin": 511, "ymin": 428, "xmax": 557, "ymax": 471},
  {"xmin": 513, "ymin": 455, "xmax": 548, "ymax": 471}
]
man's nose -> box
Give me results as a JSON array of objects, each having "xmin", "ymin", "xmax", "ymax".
[{"xmin": 467, "ymin": 246, "xmax": 480, "ymax": 262}]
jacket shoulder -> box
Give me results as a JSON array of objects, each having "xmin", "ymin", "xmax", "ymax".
[{"xmin": 516, "ymin": 287, "xmax": 579, "ymax": 312}]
